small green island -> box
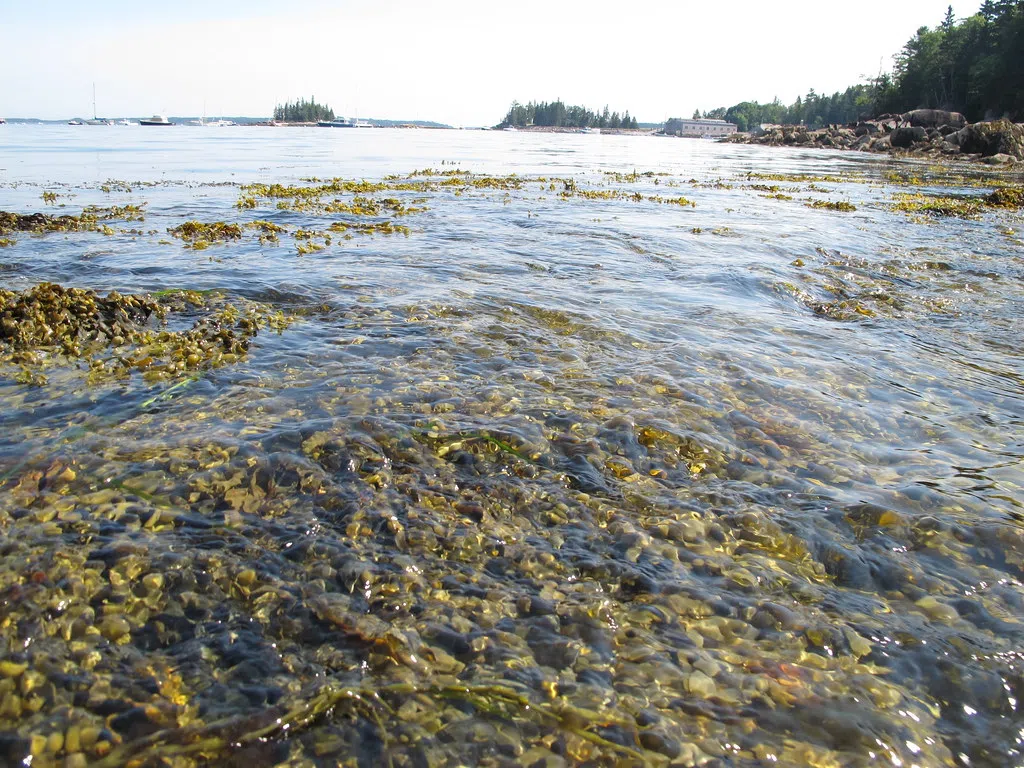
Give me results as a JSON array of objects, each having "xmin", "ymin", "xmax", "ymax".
[
  {"xmin": 273, "ymin": 97, "xmax": 335, "ymax": 123},
  {"xmin": 497, "ymin": 100, "xmax": 639, "ymax": 130}
]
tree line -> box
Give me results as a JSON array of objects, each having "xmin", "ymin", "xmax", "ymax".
[
  {"xmin": 874, "ymin": 0, "xmax": 1023, "ymax": 120},
  {"xmin": 698, "ymin": 0, "xmax": 1022, "ymax": 131},
  {"xmin": 696, "ymin": 86, "xmax": 877, "ymax": 132},
  {"xmin": 274, "ymin": 97, "xmax": 334, "ymax": 123},
  {"xmin": 500, "ymin": 101, "xmax": 639, "ymax": 129}
]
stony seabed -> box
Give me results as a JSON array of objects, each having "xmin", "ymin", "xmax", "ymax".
[{"xmin": 0, "ymin": 154, "xmax": 1022, "ymax": 768}]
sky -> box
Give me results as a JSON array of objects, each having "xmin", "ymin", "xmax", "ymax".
[{"xmin": 2, "ymin": 0, "xmax": 965, "ymax": 126}]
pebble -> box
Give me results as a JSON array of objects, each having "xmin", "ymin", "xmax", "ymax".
[
  {"xmin": 684, "ymin": 671, "xmax": 717, "ymax": 697},
  {"xmin": 915, "ymin": 596, "xmax": 959, "ymax": 623}
]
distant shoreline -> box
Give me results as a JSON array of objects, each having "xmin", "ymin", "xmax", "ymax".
[
  {"xmin": 0, "ymin": 119, "xmax": 454, "ymax": 130},
  {"xmin": 0, "ymin": 119, "xmax": 662, "ymax": 133},
  {"xmin": 494, "ymin": 126, "xmax": 655, "ymax": 135}
]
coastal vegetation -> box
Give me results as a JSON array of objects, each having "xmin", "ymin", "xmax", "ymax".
[
  {"xmin": 874, "ymin": 0, "xmax": 1024, "ymax": 121},
  {"xmin": 700, "ymin": 0, "xmax": 1023, "ymax": 130},
  {"xmin": 499, "ymin": 100, "xmax": 639, "ymax": 129},
  {"xmin": 273, "ymin": 97, "xmax": 334, "ymax": 123},
  {"xmin": 698, "ymin": 86, "xmax": 876, "ymax": 132}
]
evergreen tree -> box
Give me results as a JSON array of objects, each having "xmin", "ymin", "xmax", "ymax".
[
  {"xmin": 498, "ymin": 100, "xmax": 642, "ymax": 129},
  {"xmin": 274, "ymin": 97, "xmax": 334, "ymax": 123}
]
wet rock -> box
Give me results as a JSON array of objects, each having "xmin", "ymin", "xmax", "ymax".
[
  {"xmin": 915, "ymin": 596, "xmax": 959, "ymax": 623},
  {"xmin": 526, "ymin": 624, "xmax": 581, "ymax": 669},
  {"xmin": 109, "ymin": 705, "xmax": 162, "ymax": 740},
  {"xmin": 953, "ymin": 598, "xmax": 1015, "ymax": 634},
  {"xmin": 639, "ymin": 730, "xmax": 682, "ymax": 758},
  {"xmin": 562, "ymin": 455, "xmax": 610, "ymax": 494},
  {"xmin": 517, "ymin": 595, "xmax": 556, "ymax": 617},
  {"xmin": 425, "ymin": 625, "xmax": 474, "ymax": 657},
  {"xmin": 684, "ymin": 671, "xmax": 717, "ymax": 697},
  {"xmin": 816, "ymin": 542, "xmax": 874, "ymax": 589},
  {"xmin": 982, "ymin": 153, "xmax": 1015, "ymax": 165}
]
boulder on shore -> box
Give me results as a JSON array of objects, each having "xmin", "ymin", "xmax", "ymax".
[
  {"xmin": 891, "ymin": 126, "xmax": 928, "ymax": 148},
  {"xmin": 720, "ymin": 112, "xmax": 1024, "ymax": 162},
  {"xmin": 954, "ymin": 120, "xmax": 1024, "ymax": 159},
  {"xmin": 902, "ymin": 109, "xmax": 967, "ymax": 130},
  {"xmin": 720, "ymin": 114, "xmax": 1021, "ymax": 164}
]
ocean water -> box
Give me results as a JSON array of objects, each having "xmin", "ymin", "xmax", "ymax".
[{"xmin": 1, "ymin": 125, "xmax": 1022, "ymax": 767}]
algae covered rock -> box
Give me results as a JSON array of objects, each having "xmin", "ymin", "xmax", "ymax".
[{"xmin": 955, "ymin": 119, "xmax": 1024, "ymax": 159}]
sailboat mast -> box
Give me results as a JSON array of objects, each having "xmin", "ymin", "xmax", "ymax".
[{"xmin": 93, "ymin": 83, "xmax": 97, "ymax": 120}]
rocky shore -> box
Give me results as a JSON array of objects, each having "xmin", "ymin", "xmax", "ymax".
[{"xmin": 723, "ymin": 109, "xmax": 1024, "ymax": 165}]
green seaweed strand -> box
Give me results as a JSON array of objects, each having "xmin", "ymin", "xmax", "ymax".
[{"xmin": 89, "ymin": 681, "xmax": 653, "ymax": 767}]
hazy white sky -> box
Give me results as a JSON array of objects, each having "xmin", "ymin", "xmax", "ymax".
[{"xmin": 3, "ymin": 0, "xmax": 963, "ymax": 125}]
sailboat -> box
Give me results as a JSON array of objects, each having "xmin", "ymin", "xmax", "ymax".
[{"xmin": 85, "ymin": 84, "xmax": 113, "ymax": 126}]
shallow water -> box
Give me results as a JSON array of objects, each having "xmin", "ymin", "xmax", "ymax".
[{"xmin": 1, "ymin": 125, "xmax": 1023, "ymax": 767}]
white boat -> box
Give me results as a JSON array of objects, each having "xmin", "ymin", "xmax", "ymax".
[
  {"xmin": 85, "ymin": 85, "xmax": 113, "ymax": 125},
  {"xmin": 117, "ymin": 118, "xmax": 135, "ymax": 126},
  {"xmin": 204, "ymin": 118, "xmax": 235, "ymax": 127},
  {"xmin": 68, "ymin": 119, "xmax": 84, "ymax": 126},
  {"xmin": 317, "ymin": 117, "xmax": 370, "ymax": 128},
  {"xmin": 140, "ymin": 115, "xmax": 174, "ymax": 126}
]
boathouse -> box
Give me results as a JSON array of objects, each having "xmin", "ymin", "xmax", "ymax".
[{"xmin": 663, "ymin": 118, "xmax": 738, "ymax": 137}]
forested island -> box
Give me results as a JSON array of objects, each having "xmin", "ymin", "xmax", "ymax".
[
  {"xmin": 498, "ymin": 101, "xmax": 639, "ymax": 130},
  {"xmin": 273, "ymin": 97, "xmax": 335, "ymax": 123},
  {"xmin": 701, "ymin": 1, "xmax": 1022, "ymax": 131}
]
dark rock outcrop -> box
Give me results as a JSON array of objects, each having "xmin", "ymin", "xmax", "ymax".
[
  {"xmin": 954, "ymin": 120, "xmax": 1024, "ymax": 159},
  {"xmin": 891, "ymin": 126, "xmax": 927, "ymax": 148},
  {"xmin": 721, "ymin": 114, "xmax": 1022, "ymax": 164},
  {"xmin": 902, "ymin": 109, "xmax": 967, "ymax": 129}
]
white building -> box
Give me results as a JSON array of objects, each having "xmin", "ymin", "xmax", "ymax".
[{"xmin": 664, "ymin": 118, "xmax": 737, "ymax": 137}]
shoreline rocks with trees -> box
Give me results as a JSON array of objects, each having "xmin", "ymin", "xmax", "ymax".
[
  {"xmin": 723, "ymin": 112, "xmax": 1024, "ymax": 164},
  {"xmin": 694, "ymin": 0, "xmax": 1023, "ymax": 163}
]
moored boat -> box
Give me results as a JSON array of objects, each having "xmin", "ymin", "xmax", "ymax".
[
  {"xmin": 317, "ymin": 117, "xmax": 370, "ymax": 128},
  {"xmin": 140, "ymin": 115, "xmax": 174, "ymax": 126},
  {"xmin": 85, "ymin": 85, "xmax": 113, "ymax": 125}
]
